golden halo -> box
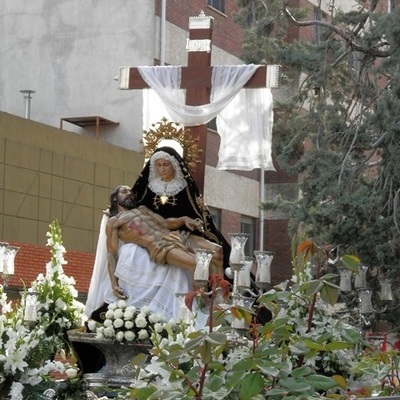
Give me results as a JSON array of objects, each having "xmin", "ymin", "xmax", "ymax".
[{"xmin": 141, "ymin": 117, "xmax": 202, "ymax": 172}]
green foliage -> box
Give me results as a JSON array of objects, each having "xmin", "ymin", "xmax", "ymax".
[
  {"xmin": 235, "ymin": 1, "xmax": 400, "ymax": 290},
  {"xmin": 124, "ymin": 239, "xmax": 400, "ymax": 399}
]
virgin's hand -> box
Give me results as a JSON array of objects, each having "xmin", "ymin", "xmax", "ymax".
[{"xmin": 184, "ymin": 217, "xmax": 203, "ymax": 232}]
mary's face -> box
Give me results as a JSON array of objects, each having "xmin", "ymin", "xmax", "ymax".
[{"xmin": 154, "ymin": 158, "xmax": 175, "ymax": 181}]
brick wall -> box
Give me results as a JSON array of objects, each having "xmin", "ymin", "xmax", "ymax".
[
  {"xmin": 6, "ymin": 241, "xmax": 94, "ymax": 297},
  {"xmin": 155, "ymin": 0, "xmax": 243, "ymax": 57}
]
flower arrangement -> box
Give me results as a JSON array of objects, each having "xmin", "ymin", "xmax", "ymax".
[
  {"xmin": 87, "ymin": 301, "xmax": 178, "ymax": 345},
  {"xmin": 124, "ymin": 240, "xmax": 400, "ymax": 399},
  {"xmin": 0, "ymin": 220, "xmax": 84, "ymax": 400}
]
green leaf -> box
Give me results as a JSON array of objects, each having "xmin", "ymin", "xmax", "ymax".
[
  {"xmin": 340, "ymin": 255, "xmax": 360, "ymax": 272},
  {"xmin": 129, "ymin": 387, "xmax": 157, "ymax": 400},
  {"xmin": 291, "ymin": 365, "xmax": 312, "ymax": 378},
  {"xmin": 325, "ymin": 341, "xmax": 352, "ymax": 350},
  {"xmin": 303, "ymin": 338, "xmax": 326, "ymax": 351},
  {"xmin": 304, "ymin": 280, "xmax": 323, "ymax": 296},
  {"xmin": 239, "ymin": 372, "xmax": 265, "ymax": 399},
  {"xmin": 205, "ymin": 332, "xmax": 228, "ymax": 346},
  {"xmin": 307, "ymin": 374, "xmax": 338, "ymax": 390},
  {"xmin": 320, "ymin": 282, "xmax": 339, "ymax": 305}
]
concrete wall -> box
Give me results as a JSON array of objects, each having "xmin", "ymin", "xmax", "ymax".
[
  {"xmin": 0, "ymin": 111, "xmax": 143, "ymax": 253},
  {"xmin": 0, "ymin": 0, "xmax": 155, "ymax": 150}
]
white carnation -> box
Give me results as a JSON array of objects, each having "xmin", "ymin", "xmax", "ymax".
[
  {"xmin": 116, "ymin": 331, "xmax": 125, "ymax": 342},
  {"xmin": 105, "ymin": 310, "xmax": 115, "ymax": 319}
]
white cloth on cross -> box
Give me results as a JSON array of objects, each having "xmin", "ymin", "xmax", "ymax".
[{"xmin": 139, "ymin": 64, "xmax": 275, "ymax": 171}]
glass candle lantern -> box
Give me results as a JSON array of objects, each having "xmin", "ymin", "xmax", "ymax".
[
  {"xmin": 193, "ymin": 249, "xmax": 215, "ymax": 289},
  {"xmin": 339, "ymin": 269, "xmax": 352, "ymax": 292},
  {"xmin": 228, "ymin": 233, "xmax": 249, "ymax": 268},
  {"xmin": 354, "ymin": 264, "xmax": 368, "ymax": 289},
  {"xmin": 0, "ymin": 242, "xmax": 9, "ymax": 274},
  {"xmin": 359, "ymin": 289, "xmax": 374, "ymax": 315},
  {"xmin": 237, "ymin": 257, "xmax": 253, "ymax": 291},
  {"xmin": 254, "ymin": 250, "xmax": 274, "ymax": 290}
]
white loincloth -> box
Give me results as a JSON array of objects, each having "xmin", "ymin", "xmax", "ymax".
[{"xmin": 104, "ymin": 243, "xmax": 193, "ymax": 321}]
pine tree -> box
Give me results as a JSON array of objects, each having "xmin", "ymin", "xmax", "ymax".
[{"xmin": 235, "ymin": 1, "xmax": 400, "ymax": 277}]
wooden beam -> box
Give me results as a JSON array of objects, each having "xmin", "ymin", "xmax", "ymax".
[{"xmin": 125, "ymin": 66, "xmax": 268, "ymax": 91}]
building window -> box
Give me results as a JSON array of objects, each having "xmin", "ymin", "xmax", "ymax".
[
  {"xmin": 207, "ymin": 0, "xmax": 225, "ymax": 13},
  {"xmin": 241, "ymin": 216, "xmax": 255, "ymax": 258}
]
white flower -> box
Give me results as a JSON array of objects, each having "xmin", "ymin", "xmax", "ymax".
[
  {"xmin": 103, "ymin": 326, "xmax": 115, "ymax": 338},
  {"xmin": 124, "ymin": 309, "xmax": 134, "ymax": 320},
  {"xmin": 87, "ymin": 320, "xmax": 97, "ymax": 332},
  {"xmin": 140, "ymin": 306, "xmax": 150, "ymax": 315},
  {"xmin": 113, "ymin": 318, "xmax": 124, "ymax": 329},
  {"xmin": 108, "ymin": 303, "xmax": 118, "ymax": 311},
  {"xmin": 113, "ymin": 308, "xmax": 124, "ymax": 319},
  {"xmin": 154, "ymin": 323, "xmax": 164, "ymax": 333},
  {"xmin": 126, "ymin": 305, "xmax": 137, "ymax": 314},
  {"xmin": 105, "ymin": 310, "xmax": 115, "ymax": 319},
  {"xmin": 135, "ymin": 314, "xmax": 148, "ymax": 328},
  {"xmin": 65, "ymin": 368, "xmax": 78, "ymax": 379},
  {"xmin": 103, "ymin": 319, "xmax": 113, "ymax": 328},
  {"xmin": 138, "ymin": 329, "xmax": 149, "ymax": 340},
  {"xmin": 10, "ymin": 381, "xmax": 24, "ymax": 400},
  {"xmin": 117, "ymin": 299, "xmax": 127, "ymax": 309},
  {"xmin": 125, "ymin": 331, "xmax": 136, "ymax": 342},
  {"xmin": 116, "ymin": 331, "xmax": 125, "ymax": 342},
  {"xmin": 125, "ymin": 320, "xmax": 134, "ymax": 330}
]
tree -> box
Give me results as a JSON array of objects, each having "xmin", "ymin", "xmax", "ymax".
[{"xmin": 235, "ymin": 0, "xmax": 400, "ymax": 281}]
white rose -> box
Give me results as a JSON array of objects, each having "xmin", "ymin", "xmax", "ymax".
[
  {"xmin": 140, "ymin": 306, "xmax": 150, "ymax": 315},
  {"xmin": 113, "ymin": 318, "xmax": 124, "ymax": 329},
  {"xmin": 87, "ymin": 320, "xmax": 97, "ymax": 332},
  {"xmin": 138, "ymin": 329, "xmax": 149, "ymax": 340},
  {"xmin": 103, "ymin": 319, "xmax": 113, "ymax": 328},
  {"xmin": 105, "ymin": 310, "xmax": 114, "ymax": 319},
  {"xmin": 116, "ymin": 331, "xmax": 125, "ymax": 342},
  {"xmin": 65, "ymin": 368, "xmax": 78, "ymax": 379},
  {"xmin": 108, "ymin": 303, "xmax": 118, "ymax": 311},
  {"xmin": 103, "ymin": 326, "xmax": 115, "ymax": 338},
  {"xmin": 114, "ymin": 308, "xmax": 124, "ymax": 319},
  {"xmin": 125, "ymin": 331, "xmax": 136, "ymax": 342},
  {"xmin": 117, "ymin": 299, "xmax": 127, "ymax": 309},
  {"xmin": 125, "ymin": 321, "xmax": 134, "ymax": 330},
  {"xmin": 135, "ymin": 314, "xmax": 147, "ymax": 328},
  {"xmin": 126, "ymin": 305, "xmax": 136, "ymax": 314},
  {"xmin": 124, "ymin": 310, "xmax": 134, "ymax": 320},
  {"xmin": 154, "ymin": 323, "xmax": 164, "ymax": 333}
]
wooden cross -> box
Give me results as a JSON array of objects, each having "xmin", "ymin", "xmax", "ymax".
[{"xmin": 118, "ymin": 12, "xmax": 279, "ymax": 192}]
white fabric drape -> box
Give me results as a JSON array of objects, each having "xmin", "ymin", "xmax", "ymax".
[
  {"xmin": 140, "ymin": 64, "xmax": 275, "ymax": 171},
  {"xmin": 84, "ymin": 213, "xmax": 110, "ymax": 317},
  {"xmin": 139, "ymin": 64, "xmax": 259, "ymax": 127},
  {"xmin": 216, "ymin": 87, "xmax": 275, "ymax": 170}
]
